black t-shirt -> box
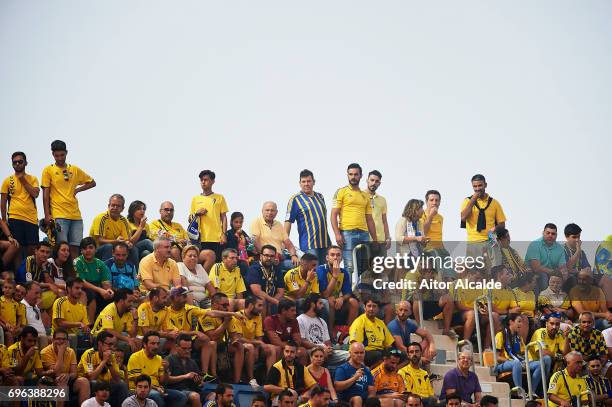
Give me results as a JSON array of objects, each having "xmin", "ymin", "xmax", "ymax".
[{"xmin": 166, "ymin": 354, "xmax": 200, "ymax": 391}]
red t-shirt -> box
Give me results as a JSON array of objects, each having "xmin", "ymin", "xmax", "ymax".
[{"xmin": 263, "ymin": 314, "xmax": 300, "ymax": 342}]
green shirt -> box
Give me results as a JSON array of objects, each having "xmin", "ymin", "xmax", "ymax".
[{"xmin": 75, "ymin": 255, "xmax": 111, "ymax": 286}]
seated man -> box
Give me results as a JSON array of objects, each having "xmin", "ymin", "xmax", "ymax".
[
  {"xmin": 334, "ymin": 342, "xmax": 376, "ymax": 407},
  {"xmin": 209, "ymin": 248, "xmax": 247, "ymax": 310},
  {"xmin": 2, "ymin": 325, "xmax": 43, "ymax": 385},
  {"xmin": 91, "ymin": 288, "xmax": 140, "ymax": 352},
  {"xmin": 0, "ymin": 279, "xmax": 26, "ymax": 345},
  {"xmin": 199, "ymin": 292, "xmax": 246, "ymax": 384},
  {"xmin": 298, "ymin": 294, "xmax": 349, "ymax": 368},
  {"xmin": 166, "ymin": 333, "xmax": 208, "ymax": 406},
  {"xmin": 264, "ymin": 298, "xmax": 307, "ymax": 366},
  {"xmin": 349, "ymin": 298, "xmax": 397, "ymax": 367},
  {"xmin": 82, "ymin": 381, "xmax": 111, "ymax": 407},
  {"xmin": 19, "ymin": 281, "xmax": 47, "ymax": 348},
  {"xmin": 538, "ymin": 272, "xmax": 573, "ymax": 319},
  {"xmin": 284, "ymin": 253, "xmax": 320, "ymax": 306},
  {"xmin": 77, "ymin": 331, "xmax": 130, "ymax": 407},
  {"xmin": 204, "ymin": 383, "xmax": 237, "ymax": 407},
  {"xmin": 398, "ymin": 342, "xmax": 438, "ymax": 407},
  {"xmin": 149, "ymin": 201, "xmax": 189, "ymax": 262},
  {"xmin": 387, "ymin": 301, "xmax": 436, "ymax": 363},
  {"xmin": 138, "ymin": 237, "xmax": 182, "ymax": 293},
  {"xmin": 90, "ymin": 194, "xmax": 139, "ymax": 265},
  {"xmin": 370, "ymin": 348, "xmax": 407, "ymax": 407},
  {"xmin": 316, "ymin": 245, "xmax": 360, "ymax": 334},
  {"xmin": 40, "ymin": 328, "xmax": 90, "ymax": 405},
  {"xmin": 52, "ymin": 277, "xmax": 90, "ymax": 348},
  {"xmin": 529, "ymin": 313, "xmax": 565, "ymax": 375},
  {"xmin": 569, "ymin": 269, "xmax": 612, "ymax": 330},
  {"xmin": 246, "ymin": 244, "xmax": 285, "ymax": 317},
  {"xmin": 564, "ymin": 311, "xmax": 608, "ymax": 364},
  {"xmin": 74, "ymin": 237, "xmax": 114, "ymax": 323},
  {"xmin": 264, "ymin": 341, "xmax": 317, "ymax": 404},
  {"xmin": 585, "ymin": 356, "xmax": 612, "ymax": 406},
  {"xmin": 440, "ymin": 351, "xmax": 482, "ymax": 406},
  {"xmin": 105, "ymin": 241, "xmax": 138, "ymax": 291},
  {"xmin": 251, "ymin": 201, "xmax": 299, "ymax": 272},
  {"xmin": 548, "ymin": 351, "xmax": 589, "ymax": 407},
  {"xmin": 15, "ymin": 241, "xmax": 58, "ymax": 315},
  {"xmin": 564, "ymin": 223, "xmax": 592, "ymax": 278},
  {"xmin": 232, "ymin": 296, "xmax": 278, "ymax": 383},
  {"xmin": 128, "ymin": 331, "xmax": 187, "ymax": 407},
  {"xmin": 122, "ymin": 374, "xmax": 158, "ymax": 407},
  {"xmin": 301, "ymin": 386, "xmax": 332, "ymax": 407},
  {"xmin": 136, "ymin": 287, "xmax": 169, "ymax": 337}
]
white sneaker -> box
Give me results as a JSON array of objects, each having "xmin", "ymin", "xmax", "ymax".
[{"xmin": 249, "ymin": 378, "xmax": 260, "ymax": 388}]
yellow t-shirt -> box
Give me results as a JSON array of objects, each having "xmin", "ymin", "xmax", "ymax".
[
  {"xmin": 165, "ymin": 304, "xmax": 208, "ymax": 331},
  {"xmin": 129, "ymin": 221, "xmax": 151, "ymax": 239},
  {"xmin": 137, "ymin": 301, "xmax": 168, "ymax": 334},
  {"xmin": 0, "ymin": 174, "xmax": 39, "ymax": 224},
  {"xmin": 138, "ymin": 254, "xmax": 180, "ymax": 292},
  {"xmin": 284, "ymin": 267, "xmax": 320, "ymax": 297},
  {"xmin": 398, "ymin": 364, "xmax": 434, "ymax": 398},
  {"xmin": 250, "ymin": 217, "xmax": 288, "ymax": 253},
  {"xmin": 89, "ymin": 211, "xmax": 131, "ymax": 242},
  {"xmin": 495, "ymin": 331, "xmax": 525, "ymax": 360},
  {"xmin": 548, "ymin": 369, "xmax": 589, "ymax": 407},
  {"xmin": 2, "ymin": 342, "xmax": 43, "ymax": 376},
  {"xmin": 349, "ymin": 314, "xmax": 395, "ymax": 351},
  {"xmin": 52, "ymin": 296, "xmax": 89, "ymax": 335},
  {"xmin": 41, "ymin": 164, "xmax": 93, "ymax": 220},
  {"xmin": 0, "ymin": 296, "xmax": 25, "ymax": 326},
  {"xmin": 366, "ymin": 193, "xmax": 387, "ymax": 242},
  {"xmin": 491, "ymin": 288, "xmax": 514, "ymax": 314},
  {"xmin": 77, "ymin": 348, "xmax": 120, "ymax": 381},
  {"xmin": 421, "ymin": 212, "xmax": 444, "ymax": 250},
  {"xmin": 529, "ymin": 328, "xmax": 565, "ymax": 361},
  {"xmin": 209, "ymin": 262, "xmax": 247, "ymax": 298},
  {"xmin": 91, "ymin": 302, "xmax": 134, "ymax": 336},
  {"xmin": 510, "ymin": 288, "xmax": 536, "ymax": 317},
  {"xmin": 460, "ymin": 195, "xmax": 506, "ymax": 242},
  {"xmin": 569, "ymin": 286, "xmax": 606, "ymax": 313},
  {"xmin": 199, "ymin": 311, "xmax": 238, "ymax": 342},
  {"xmin": 149, "ymin": 220, "xmax": 188, "ymax": 242},
  {"xmin": 127, "ymin": 349, "xmax": 164, "ymax": 389},
  {"xmin": 333, "ymin": 186, "xmax": 372, "ymax": 232},
  {"xmin": 190, "ymin": 193, "xmax": 228, "ymax": 243},
  {"xmin": 231, "ymin": 310, "xmax": 263, "ymax": 340},
  {"xmin": 453, "ymin": 285, "xmax": 487, "ymax": 309},
  {"xmin": 40, "ymin": 345, "xmax": 77, "ymax": 373}
]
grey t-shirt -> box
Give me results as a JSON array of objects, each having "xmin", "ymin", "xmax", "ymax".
[{"xmin": 297, "ymin": 314, "xmax": 330, "ymax": 345}]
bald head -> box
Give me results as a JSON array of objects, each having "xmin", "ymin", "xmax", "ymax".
[
  {"xmin": 396, "ymin": 301, "xmax": 410, "ymax": 321},
  {"xmin": 349, "ymin": 342, "xmax": 366, "ymax": 365},
  {"xmin": 262, "ymin": 201, "xmax": 278, "ymax": 222}
]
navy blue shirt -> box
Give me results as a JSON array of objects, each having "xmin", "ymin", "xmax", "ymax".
[
  {"xmin": 246, "ymin": 262, "xmax": 285, "ymax": 297},
  {"xmin": 387, "ymin": 318, "xmax": 419, "ymax": 347},
  {"xmin": 334, "ymin": 362, "xmax": 373, "ymax": 401},
  {"xmin": 316, "ymin": 264, "xmax": 352, "ymax": 297}
]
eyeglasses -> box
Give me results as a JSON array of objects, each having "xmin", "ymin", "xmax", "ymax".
[
  {"xmin": 162, "ymin": 208, "xmax": 174, "ymax": 212},
  {"xmin": 12, "ymin": 160, "xmax": 24, "ymax": 165}
]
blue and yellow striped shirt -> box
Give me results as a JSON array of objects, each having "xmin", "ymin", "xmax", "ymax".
[{"xmin": 285, "ymin": 191, "xmax": 330, "ymax": 250}]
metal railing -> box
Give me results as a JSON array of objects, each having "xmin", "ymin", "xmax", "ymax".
[
  {"xmin": 473, "ymin": 297, "xmax": 485, "ymax": 366},
  {"xmin": 473, "ymin": 291, "xmax": 496, "ymax": 367},
  {"xmin": 508, "ymin": 386, "xmax": 524, "ymax": 407},
  {"xmin": 416, "ymin": 299, "xmax": 424, "ymax": 329},
  {"xmin": 524, "ymin": 341, "xmax": 549, "ymax": 405},
  {"xmin": 351, "ymin": 243, "xmax": 371, "ymax": 290}
]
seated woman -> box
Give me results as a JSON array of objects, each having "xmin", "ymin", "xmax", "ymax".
[
  {"xmin": 510, "ymin": 273, "xmax": 537, "ymax": 343},
  {"xmin": 47, "ymin": 241, "xmax": 85, "ymax": 303},
  {"xmin": 127, "ymin": 200, "xmax": 154, "ymax": 261},
  {"xmin": 495, "ymin": 314, "xmax": 550, "ymax": 396},
  {"xmin": 496, "ymin": 227, "xmax": 528, "ymax": 286},
  {"xmin": 224, "ymin": 211, "xmax": 254, "ymax": 283},
  {"xmin": 177, "ymin": 244, "xmax": 216, "ymax": 307},
  {"xmin": 307, "ymin": 347, "xmax": 338, "ymax": 403}
]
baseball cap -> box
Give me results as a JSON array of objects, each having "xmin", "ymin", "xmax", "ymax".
[{"xmin": 170, "ymin": 287, "xmax": 191, "ymax": 297}]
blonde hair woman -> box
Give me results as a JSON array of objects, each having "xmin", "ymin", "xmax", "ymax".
[
  {"xmin": 177, "ymin": 244, "xmax": 216, "ymax": 307},
  {"xmin": 395, "ymin": 199, "xmax": 429, "ymax": 258}
]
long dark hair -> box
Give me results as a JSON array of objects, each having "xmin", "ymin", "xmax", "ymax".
[
  {"xmin": 127, "ymin": 200, "xmax": 146, "ymax": 223},
  {"xmin": 52, "ymin": 241, "xmax": 74, "ymax": 279},
  {"xmin": 501, "ymin": 314, "xmax": 523, "ymax": 359}
]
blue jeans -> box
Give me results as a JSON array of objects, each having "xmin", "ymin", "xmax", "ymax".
[
  {"xmin": 149, "ymin": 389, "xmax": 188, "ymax": 407},
  {"xmin": 96, "ymin": 243, "xmax": 139, "ymax": 266},
  {"xmin": 496, "ymin": 356, "xmax": 551, "ymax": 394},
  {"xmin": 304, "ymin": 248, "xmax": 328, "ymax": 265},
  {"xmin": 136, "ymin": 238, "xmax": 154, "ymax": 259},
  {"xmin": 341, "ymin": 230, "xmax": 370, "ymax": 279},
  {"xmin": 54, "ymin": 218, "xmax": 84, "ymax": 246}
]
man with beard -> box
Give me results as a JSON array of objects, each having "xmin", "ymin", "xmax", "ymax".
[
  {"xmin": 149, "ymin": 201, "xmax": 189, "ymax": 262},
  {"xmin": 330, "ymin": 163, "xmax": 377, "ymax": 277},
  {"xmin": 585, "ymin": 357, "xmax": 612, "ymax": 406},
  {"xmin": 137, "ymin": 287, "xmax": 169, "ymax": 337},
  {"xmin": 284, "ymin": 253, "xmax": 320, "ymax": 304},
  {"xmin": 398, "ymin": 342, "xmax": 437, "ymax": 407},
  {"xmin": 204, "ymin": 383, "xmax": 237, "ymax": 407},
  {"xmin": 264, "ymin": 298, "xmax": 306, "ymax": 365},
  {"xmin": 91, "ymin": 288, "xmax": 141, "ymax": 352},
  {"xmin": 569, "ymin": 269, "xmax": 612, "ymax": 330},
  {"xmin": 264, "ymin": 341, "xmax": 317, "ymax": 404},
  {"xmin": 387, "ymin": 301, "xmax": 436, "ymax": 362},
  {"xmin": 231, "ymin": 296, "xmax": 277, "ymax": 385},
  {"xmin": 564, "ymin": 311, "xmax": 608, "ymax": 364},
  {"xmin": 334, "ymin": 342, "xmax": 376, "ymax": 407},
  {"xmin": 529, "ymin": 313, "xmax": 564, "ymax": 375},
  {"xmin": 247, "ymin": 244, "xmax": 285, "ymax": 317},
  {"xmin": 299, "ymin": 385, "xmax": 332, "ymax": 407},
  {"xmin": 298, "ymin": 294, "xmax": 348, "ymax": 368},
  {"xmin": 349, "ymin": 298, "xmax": 396, "ymax": 367},
  {"xmin": 1, "ymin": 151, "xmax": 39, "ymax": 269},
  {"xmin": 364, "ymin": 170, "xmax": 391, "ymax": 252},
  {"xmin": 121, "ymin": 374, "xmax": 158, "ymax": 407},
  {"xmin": 370, "ymin": 349, "xmax": 406, "ymax": 407},
  {"xmin": 548, "ymin": 351, "xmax": 589, "ymax": 407}
]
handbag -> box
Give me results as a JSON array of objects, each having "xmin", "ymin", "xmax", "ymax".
[{"xmin": 187, "ymin": 215, "xmax": 200, "ymax": 242}]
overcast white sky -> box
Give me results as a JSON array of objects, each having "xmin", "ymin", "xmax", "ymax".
[{"xmin": 1, "ymin": 1, "xmax": 610, "ymax": 249}]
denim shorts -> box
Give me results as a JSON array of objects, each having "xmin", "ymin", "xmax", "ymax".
[{"xmin": 54, "ymin": 218, "xmax": 84, "ymax": 246}]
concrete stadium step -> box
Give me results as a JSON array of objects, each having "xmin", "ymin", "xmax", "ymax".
[
  {"xmin": 430, "ymin": 363, "xmax": 495, "ymax": 382},
  {"xmin": 420, "ymin": 319, "xmax": 443, "ymax": 334},
  {"xmin": 410, "ymin": 333, "xmax": 457, "ymax": 351},
  {"xmin": 498, "ymin": 399, "xmax": 528, "ymax": 407}
]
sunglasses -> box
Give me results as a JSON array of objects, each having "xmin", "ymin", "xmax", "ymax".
[
  {"xmin": 62, "ymin": 169, "xmax": 69, "ymax": 181},
  {"xmin": 162, "ymin": 208, "xmax": 174, "ymax": 212},
  {"xmin": 12, "ymin": 160, "xmax": 24, "ymax": 165}
]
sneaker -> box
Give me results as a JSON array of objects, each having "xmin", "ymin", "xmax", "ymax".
[
  {"xmin": 202, "ymin": 373, "xmax": 216, "ymax": 383},
  {"xmin": 249, "ymin": 378, "xmax": 260, "ymax": 388}
]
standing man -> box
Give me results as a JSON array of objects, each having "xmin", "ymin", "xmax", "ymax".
[
  {"xmin": 364, "ymin": 170, "xmax": 391, "ymax": 252},
  {"xmin": 41, "ymin": 140, "xmax": 96, "ymax": 260},
  {"xmin": 150, "ymin": 201, "xmax": 189, "ymax": 262},
  {"xmin": 190, "ymin": 170, "xmax": 228, "ymax": 271},
  {"xmin": 460, "ymin": 174, "xmax": 506, "ymax": 268},
  {"xmin": 331, "ymin": 163, "xmax": 377, "ymax": 278},
  {"xmin": 1, "ymin": 151, "xmax": 39, "ymax": 269},
  {"xmin": 526, "ymin": 223, "xmax": 568, "ymax": 292},
  {"xmin": 285, "ymin": 169, "xmax": 331, "ymax": 265},
  {"xmin": 251, "ymin": 202, "xmax": 299, "ymax": 272}
]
